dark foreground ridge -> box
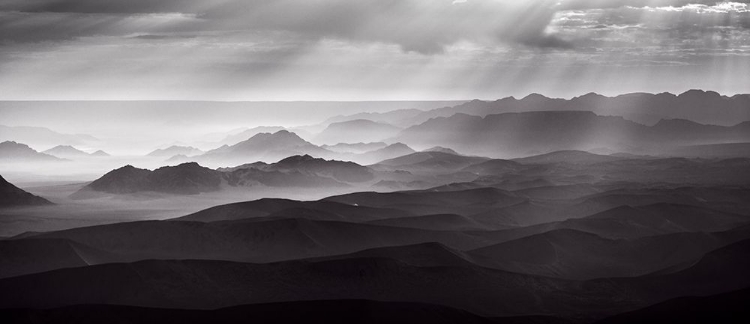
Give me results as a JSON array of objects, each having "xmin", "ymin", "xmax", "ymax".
[{"xmin": 0, "ymin": 300, "xmax": 527, "ymax": 324}]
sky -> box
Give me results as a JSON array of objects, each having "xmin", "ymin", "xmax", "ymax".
[{"xmin": 0, "ymin": 0, "xmax": 749, "ymax": 101}]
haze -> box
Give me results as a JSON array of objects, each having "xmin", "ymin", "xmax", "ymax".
[
  {"xmin": 1, "ymin": 1, "xmax": 750, "ymax": 323},
  {"xmin": 1, "ymin": 0, "xmax": 749, "ymax": 101}
]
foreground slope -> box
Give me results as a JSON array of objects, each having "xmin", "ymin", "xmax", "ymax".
[{"xmin": 0, "ymin": 175, "xmax": 53, "ymax": 207}]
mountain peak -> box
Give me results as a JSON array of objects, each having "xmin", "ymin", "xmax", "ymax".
[
  {"xmin": 521, "ymin": 93, "xmax": 550, "ymax": 101},
  {"xmin": 0, "ymin": 174, "xmax": 53, "ymax": 207},
  {"xmin": 679, "ymin": 89, "xmax": 722, "ymax": 99},
  {"xmin": 277, "ymin": 154, "xmax": 318, "ymax": 164},
  {"xmin": 423, "ymin": 146, "xmax": 459, "ymax": 155}
]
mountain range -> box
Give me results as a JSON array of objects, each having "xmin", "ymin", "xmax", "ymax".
[
  {"xmin": 0, "ymin": 141, "xmax": 61, "ymax": 162},
  {"xmin": 147, "ymin": 145, "xmax": 204, "ymax": 158},
  {"xmin": 43, "ymin": 145, "xmax": 110, "ymax": 159},
  {"xmin": 370, "ymin": 90, "xmax": 750, "ymax": 127},
  {"xmin": 392, "ymin": 111, "xmax": 750, "ymax": 157},
  {"xmin": 313, "ymin": 119, "xmax": 403, "ymax": 145},
  {"xmin": 0, "ymin": 125, "xmax": 99, "ymax": 150},
  {"xmin": 3, "ymin": 90, "xmax": 750, "ymax": 323}
]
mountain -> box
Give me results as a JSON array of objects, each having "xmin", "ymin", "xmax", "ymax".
[
  {"xmin": 468, "ymin": 229, "xmax": 740, "ymax": 280},
  {"xmin": 215, "ymin": 126, "xmax": 287, "ymax": 147},
  {"xmin": 1, "ymin": 238, "xmax": 749, "ymax": 318},
  {"xmin": 373, "ymin": 151, "xmax": 490, "ymax": 172},
  {"xmin": 0, "ymin": 174, "xmax": 53, "ymax": 207},
  {"xmin": 147, "ymin": 145, "xmax": 204, "ymax": 158},
  {"xmin": 392, "ymin": 111, "xmax": 750, "ymax": 158},
  {"xmin": 42, "ymin": 145, "xmax": 92, "ymax": 159},
  {"xmin": 0, "ymin": 141, "xmax": 61, "ymax": 162},
  {"xmin": 79, "ymin": 156, "xmax": 367, "ymax": 196},
  {"xmin": 321, "ymin": 142, "xmax": 388, "ymax": 154},
  {"xmin": 225, "ymin": 155, "xmax": 374, "ymax": 183},
  {"xmin": 423, "ymin": 146, "xmax": 459, "ymax": 155},
  {"xmin": 42, "ymin": 145, "xmax": 110, "ymax": 159},
  {"xmin": 81, "ymin": 163, "xmax": 223, "ymax": 195},
  {"xmin": 323, "ymin": 109, "xmax": 426, "ymax": 128},
  {"xmin": 323, "ymin": 187, "xmax": 527, "ymax": 216},
  {"xmin": 460, "ymin": 159, "xmax": 525, "ymax": 176},
  {"xmin": 177, "ymin": 198, "xmax": 414, "ymax": 223},
  {"xmin": 313, "ymin": 119, "xmax": 402, "ymax": 145},
  {"xmin": 403, "ymin": 90, "xmax": 750, "ymax": 127},
  {"xmin": 354, "ymin": 143, "xmax": 416, "ymax": 165},
  {"xmin": 198, "ymin": 130, "xmax": 334, "ymax": 166},
  {"xmin": 513, "ymin": 150, "xmax": 625, "ymax": 165},
  {"xmin": 0, "ymin": 125, "xmax": 98, "ymax": 149}
]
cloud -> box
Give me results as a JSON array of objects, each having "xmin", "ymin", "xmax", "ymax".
[
  {"xmin": 557, "ymin": 0, "xmax": 750, "ymax": 10},
  {"xmin": 1, "ymin": 0, "xmax": 570, "ymax": 54}
]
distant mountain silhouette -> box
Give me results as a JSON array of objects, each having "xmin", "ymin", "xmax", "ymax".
[
  {"xmin": 224, "ymin": 155, "xmax": 374, "ymax": 183},
  {"xmin": 323, "ymin": 108, "xmax": 426, "ymax": 128},
  {"xmin": 147, "ymin": 145, "xmax": 204, "ymax": 157},
  {"xmin": 0, "ymin": 125, "xmax": 98, "ymax": 149},
  {"xmin": 82, "ymin": 163, "xmax": 222, "ymax": 195},
  {"xmin": 0, "ymin": 174, "xmax": 53, "ymax": 207},
  {"xmin": 79, "ymin": 155, "xmax": 377, "ymax": 195},
  {"xmin": 354, "ymin": 143, "xmax": 416, "ymax": 165},
  {"xmin": 393, "ymin": 111, "xmax": 750, "ymax": 158},
  {"xmin": 321, "ymin": 142, "xmax": 388, "ymax": 154},
  {"xmin": 0, "ymin": 141, "xmax": 61, "ymax": 162},
  {"xmin": 198, "ymin": 130, "xmax": 334, "ymax": 165},
  {"xmin": 422, "ymin": 146, "xmax": 460, "ymax": 155},
  {"xmin": 216, "ymin": 126, "xmax": 287, "ymax": 147},
  {"xmin": 313, "ymin": 119, "xmax": 402, "ymax": 145},
  {"xmin": 401, "ymin": 90, "xmax": 750, "ymax": 127},
  {"xmin": 42, "ymin": 145, "xmax": 110, "ymax": 159},
  {"xmin": 512, "ymin": 150, "xmax": 624, "ymax": 165}
]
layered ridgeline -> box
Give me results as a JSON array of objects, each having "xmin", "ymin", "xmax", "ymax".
[
  {"xmin": 1, "ymin": 180, "xmax": 749, "ymax": 321},
  {"xmin": 313, "ymin": 119, "xmax": 403, "ymax": 145},
  {"xmin": 167, "ymin": 130, "xmax": 418, "ymax": 167},
  {"xmin": 166, "ymin": 105, "xmax": 748, "ymax": 166},
  {"xmin": 0, "ymin": 141, "xmax": 61, "ymax": 162},
  {"xmin": 324, "ymin": 90, "xmax": 749, "ymax": 128},
  {"xmin": 0, "ymin": 125, "xmax": 99, "ymax": 151},
  {"xmin": 146, "ymin": 146, "xmax": 204, "ymax": 158},
  {"xmin": 43, "ymin": 145, "xmax": 109, "ymax": 159},
  {"xmin": 194, "ymin": 130, "xmax": 336, "ymax": 166},
  {"xmin": 0, "ymin": 175, "xmax": 53, "ymax": 207},
  {"xmin": 77, "ymin": 147, "xmax": 750, "ymax": 196},
  {"xmin": 75, "ymin": 155, "xmax": 376, "ymax": 196},
  {"xmin": 391, "ymin": 111, "xmax": 750, "ymax": 158}
]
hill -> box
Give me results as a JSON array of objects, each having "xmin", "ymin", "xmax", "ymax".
[{"xmin": 0, "ymin": 174, "xmax": 53, "ymax": 207}]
